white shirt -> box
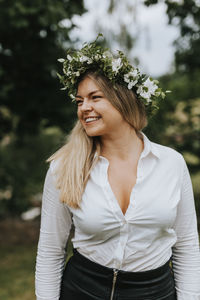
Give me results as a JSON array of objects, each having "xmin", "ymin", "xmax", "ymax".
[{"xmin": 35, "ymin": 132, "xmax": 200, "ymax": 300}]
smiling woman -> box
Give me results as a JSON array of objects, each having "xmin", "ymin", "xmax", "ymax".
[
  {"xmin": 76, "ymin": 79, "xmax": 107, "ymax": 136},
  {"xmin": 35, "ymin": 37, "xmax": 200, "ymax": 300},
  {"xmin": 76, "ymin": 71, "xmax": 147, "ymax": 137},
  {"xmin": 76, "ymin": 75, "xmax": 143, "ymax": 138}
]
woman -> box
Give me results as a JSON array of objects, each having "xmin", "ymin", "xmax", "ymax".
[{"xmin": 35, "ymin": 37, "xmax": 200, "ymax": 300}]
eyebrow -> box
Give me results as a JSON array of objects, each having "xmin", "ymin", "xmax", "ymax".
[{"xmin": 75, "ymin": 90, "xmax": 102, "ymax": 99}]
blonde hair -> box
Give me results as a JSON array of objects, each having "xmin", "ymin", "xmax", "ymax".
[{"xmin": 48, "ymin": 72, "xmax": 147, "ymax": 208}]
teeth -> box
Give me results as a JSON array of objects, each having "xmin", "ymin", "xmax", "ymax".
[{"xmin": 85, "ymin": 117, "xmax": 99, "ymax": 123}]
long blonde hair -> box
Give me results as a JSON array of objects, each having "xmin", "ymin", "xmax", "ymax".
[{"xmin": 48, "ymin": 72, "xmax": 147, "ymax": 208}]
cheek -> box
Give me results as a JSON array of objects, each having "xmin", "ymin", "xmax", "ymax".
[
  {"xmin": 77, "ymin": 108, "xmax": 81, "ymax": 119},
  {"xmin": 108, "ymin": 111, "xmax": 123, "ymax": 125}
]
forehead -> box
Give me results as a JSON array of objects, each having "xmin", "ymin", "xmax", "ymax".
[{"xmin": 77, "ymin": 77, "xmax": 101, "ymax": 96}]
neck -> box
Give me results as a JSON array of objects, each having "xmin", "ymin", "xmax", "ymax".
[{"xmin": 100, "ymin": 127, "xmax": 144, "ymax": 161}]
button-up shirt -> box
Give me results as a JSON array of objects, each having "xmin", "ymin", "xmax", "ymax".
[{"xmin": 35, "ymin": 132, "xmax": 200, "ymax": 300}]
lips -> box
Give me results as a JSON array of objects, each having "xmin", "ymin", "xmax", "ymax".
[{"xmin": 84, "ymin": 116, "xmax": 101, "ymax": 123}]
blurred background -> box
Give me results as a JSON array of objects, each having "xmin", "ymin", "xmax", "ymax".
[{"xmin": 0, "ymin": 0, "xmax": 199, "ymax": 299}]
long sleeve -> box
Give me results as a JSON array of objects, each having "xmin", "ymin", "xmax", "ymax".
[
  {"xmin": 35, "ymin": 165, "xmax": 72, "ymax": 300},
  {"xmin": 172, "ymin": 158, "xmax": 200, "ymax": 299}
]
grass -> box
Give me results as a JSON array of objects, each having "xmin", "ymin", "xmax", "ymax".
[
  {"xmin": 0, "ymin": 228, "xmax": 73, "ymax": 300},
  {"xmin": 0, "ymin": 245, "xmax": 37, "ymax": 300}
]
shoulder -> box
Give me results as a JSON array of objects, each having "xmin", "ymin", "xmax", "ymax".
[
  {"xmin": 151, "ymin": 142, "xmax": 187, "ymax": 184},
  {"xmin": 49, "ymin": 159, "xmax": 60, "ymax": 174},
  {"xmin": 45, "ymin": 159, "xmax": 62, "ymax": 186},
  {"xmin": 151, "ymin": 141, "xmax": 185, "ymax": 167}
]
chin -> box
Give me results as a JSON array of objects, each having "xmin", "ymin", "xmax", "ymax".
[
  {"xmin": 84, "ymin": 127, "xmax": 104, "ymax": 137},
  {"xmin": 85, "ymin": 130, "xmax": 101, "ymax": 137}
]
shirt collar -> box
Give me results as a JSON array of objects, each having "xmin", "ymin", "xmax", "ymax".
[
  {"xmin": 140, "ymin": 132, "xmax": 160, "ymax": 159},
  {"xmin": 94, "ymin": 132, "xmax": 160, "ymax": 161}
]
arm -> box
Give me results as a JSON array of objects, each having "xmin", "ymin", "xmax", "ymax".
[
  {"xmin": 35, "ymin": 165, "xmax": 72, "ymax": 300},
  {"xmin": 172, "ymin": 157, "xmax": 200, "ymax": 299}
]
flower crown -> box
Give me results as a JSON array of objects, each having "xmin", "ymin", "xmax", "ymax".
[{"xmin": 57, "ymin": 34, "xmax": 169, "ymax": 115}]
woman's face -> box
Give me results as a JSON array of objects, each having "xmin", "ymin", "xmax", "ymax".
[{"xmin": 76, "ymin": 76, "xmax": 125, "ymax": 137}]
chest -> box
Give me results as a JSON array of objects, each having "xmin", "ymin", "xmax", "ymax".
[
  {"xmin": 107, "ymin": 162, "xmax": 137, "ymax": 215},
  {"xmin": 71, "ymin": 166, "xmax": 180, "ymax": 238}
]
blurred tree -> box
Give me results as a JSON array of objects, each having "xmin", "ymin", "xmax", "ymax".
[
  {"xmin": 0, "ymin": 0, "xmax": 85, "ymax": 216},
  {"xmin": 0, "ymin": 0, "xmax": 85, "ymax": 138},
  {"xmin": 0, "ymin": 128, "xmax": 64, "ymax": 216},
  {"xmin": 145, "ymin": 73, "xmax": 200, "ymax": 174},
  {"xmin": 77, "ymin": 0, "xmax": 139, "ymax": 66},
  {"xmin": 143, "ymin": 0, "xmax": 200, "ymax": 224},
  {"xmin": 144, "ymin": 0, "xmax": 200, "ymax": 73},
  {"xmin": 143, "ymin": 0, "xmax": 200, "ymax": 152},
  {"xmin": 143, "ymin": 0, "xmax": 200, "ymax": 157}
]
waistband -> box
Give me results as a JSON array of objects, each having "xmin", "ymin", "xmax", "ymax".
[{"xmin": 73, "ymin": 249, "xmax": 172, "ymax": 281}]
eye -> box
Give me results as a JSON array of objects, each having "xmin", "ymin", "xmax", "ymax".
[
  {"xmin": 75, "ymin": 100, "xmax": 83, "ymax": 106},
  {"xmin": 92, "ymin": 95, "xmax": 102, "ymax": 100}
]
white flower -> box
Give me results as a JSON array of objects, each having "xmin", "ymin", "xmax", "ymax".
[
  {"xmin": 124, "ymin": 74, "xmax": 130, "ymax": 83},
  {"xmin": 75, "ymin": 71, "xmax": 80, "ymax": 76},
  {"xmin": 124, "ymin": 69, "xmax": 139, "ymax": 84},
  {"xmin": 112, "ymin": 58, "xmax": 122, "ymax": 74},
  {"xmin": 67, "ymin": 55, "xmax": 72, "ymax": 61},
  {"xmin": 130, "ymin": 69, "xmax": 139, "ymax": 77},
  {"xmin": 79, "ymin": 55, "xmax": 89, "ymax": 62},
  {"xmin": 128, "ymin": 82, "xmax": 133, "ymax": 89},
  {"xmin": 79, "ymin": 55, "xmax": 93, "ymax": 64},
  {"xmin": 137, "ymin": 78, "xmax": 158, "ymax": 102},
  {"xmin": 127, "ymin": 80, "xmax": 138, "ymax": 90},
  {"xmin": 94, "ymin": 54, "xmax": 101, "ymax": 60},
  {"xmin": 57, "ymin": 58, "xmax": 65, "ymax": 63},
  {"xmin": 70, "ymin": 94, "xmax": 75, "ymax": 100},
  {"xmin": 87, "ymin": 58, "xmax": 93, "ymax": 64},
  {"xmin": 136, "ymin": 87, "xmax": 150, "ymax": 102},
  {"xmin": 143, "ymin": 78, "xmax": 158, "ymax": 95},
  {"xmin": 137, "ymin": 85, "xmax": 151, "ymax": 102},
  {"xmin": 103, "ymin": 51, "xmax": 112, "ymax": 59}
]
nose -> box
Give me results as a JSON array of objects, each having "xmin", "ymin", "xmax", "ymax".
[{"xmin": 80, "ymin": 99, "xmax": 93, "ymax": 112}]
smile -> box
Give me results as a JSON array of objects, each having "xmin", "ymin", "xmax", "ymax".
[{"xmin": 85, "ymin": 117, "xmax": 101, "ymax": 123}]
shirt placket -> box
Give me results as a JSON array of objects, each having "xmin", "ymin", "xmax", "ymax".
[{"xmin": 103, "ymin": 160, "xmax": 144, "ymax": 269}]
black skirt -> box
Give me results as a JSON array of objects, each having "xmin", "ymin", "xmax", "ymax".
[{"xmin": 60, "ymin": 249, "xmax": 177, "ymax": 300}]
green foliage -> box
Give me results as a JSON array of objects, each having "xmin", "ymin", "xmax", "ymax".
[
  {"xmin": 144, "ymin": 72, "xmax": 200, "ymax": 224},
  {"xmin": 145, "ymin": 70, "xmax": 200, "ymax": 162},
  {"xmin": 0, "ymin": 0, "xmax": 84, "ymax": 215},
  {"xmin": 144, "ymin": 0, "xmax": 200, "ymax": 72},
  {"xmin": 0, "ymin": 0, "xmax": 84, "ymax": 137},
  {"xmin": 143, "ymin": 0, "xmax": 200, "ymax": 225},
  {"xmin": 0, "ymin": 128, "xmax": 65, "ymax": 217}
]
